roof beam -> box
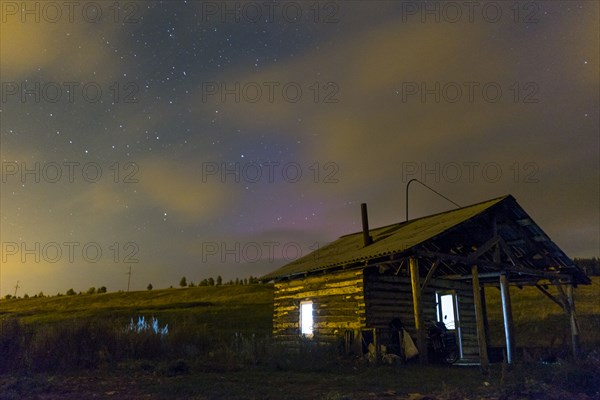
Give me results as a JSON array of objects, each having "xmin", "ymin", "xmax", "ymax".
[
  {"xmin": 413, "ymin": 249, "xmax": 570, "ymax": 281},
  {"xmin": 535, "ymin": 285, "xmax": 565, "ymax": 310},
  {"xmin": 420, "ymin": 259, "xmax": 440, "ymax": 292}
]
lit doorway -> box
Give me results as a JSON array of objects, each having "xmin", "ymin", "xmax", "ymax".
[{"xmin": 436, "ymin": 291, "xmax": 463, "ymax": 358}]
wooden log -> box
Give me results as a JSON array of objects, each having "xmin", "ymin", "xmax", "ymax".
[
  {"xmin": 471, "ymin": 265, "xmax": 489, "ymax": 367},
  {"xmin": 566, "ymin": 284, "xmax": 581, "ymax": 358},
  {"xmin": 410, "ymin": 257, "xmax": 427, "ymax": 364}
]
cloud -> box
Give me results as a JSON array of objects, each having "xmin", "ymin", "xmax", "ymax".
[
  {"xmin": 136, "ymin": 155, "xmax": 233, "ymax": 223},
  {"xmin": 1, "ymin": 10, "xmax": 126, "ymax": 81}
]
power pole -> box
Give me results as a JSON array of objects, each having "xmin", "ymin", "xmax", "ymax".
[
  {"xmin": 14, "ymin": 280, "xmax": 20, "ymax": 297},
  {"xmin": 126, "ymin": 265, "xmax": 132, "ymax": 292}
]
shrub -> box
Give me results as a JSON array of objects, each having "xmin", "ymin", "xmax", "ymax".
[{"xmin": 0, "ymin": 318, "xmax": 28, "ymax": 373}]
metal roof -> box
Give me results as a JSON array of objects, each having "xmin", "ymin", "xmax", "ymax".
[
  {"xmin": 262, "ymin": 195, "xmax": 589, "ymax": 285},
  {"xmin": 262, "ymin": 195, "xmax": 508, "ymax": 280}
]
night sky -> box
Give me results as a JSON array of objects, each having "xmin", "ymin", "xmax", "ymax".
[{"xmin": 0, "ymin": 1, "xmax": 598, "ymax": 295}]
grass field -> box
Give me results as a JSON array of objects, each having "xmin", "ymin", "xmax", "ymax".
[
  {"xmin": 2, "ymin": 278, "xmax": 598, "ymax": 347},
  {"xmin": 485, "ymin": 277, "xmax": 600, "ymax": 348},
  {"xmin": 1, "ymin": 278, "xmax": 599, "ymax": 399},
  {"xmin": 0, "ymin": 284, "xmax": 274, "ymax": 336}
]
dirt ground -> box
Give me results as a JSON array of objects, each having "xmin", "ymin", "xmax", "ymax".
[{"xmin": 1, "ymin": 363, "xmax": 598, "ymax": 400}]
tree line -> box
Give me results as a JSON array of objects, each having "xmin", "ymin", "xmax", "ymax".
[
  {"xmin": 167, "ymin": 275, "xmax": 261, "ymax": 290},
  {"xmin": 574, "ymin": 257, "xmax": 600, "ymax": 276}
]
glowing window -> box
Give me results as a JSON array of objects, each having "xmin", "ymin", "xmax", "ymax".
[
  {"xmin": 300, "ymin": 301, "xmax": 314, "ymax": 336},
  {"xmin": 437, "ymin": 293, "xmax": 456, "ymax": 330}
]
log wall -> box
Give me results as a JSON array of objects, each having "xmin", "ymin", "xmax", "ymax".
[
  {"xmin": 363, "ymin": 272, "xmax": 480, "ymax": 360},
  {"xmin": 272, "ymin": 268, "xmax": 480, "ymax": 361},
  {"xmin": 273, "ymin": 269, "xmax": 365, "ymax": 344}
]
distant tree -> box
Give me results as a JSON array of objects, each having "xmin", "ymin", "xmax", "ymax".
[
  {"xmin": 227, "ymin": 280, "xmax": 233, "ymax": 285},
  {"xmin": 235, "ymin": 278, "xmax": 240, "ymax": 285},
  {"xmin": 180, "ymin": 276, "xmax": 188, "ymax": 287},
  {"xmin": 97, "ymin": 286, "xmax": 107, "ymax": 294},
  {"xmin": 200, "ymin": 279, "xmax": 208, "ymax": 286},
  {"xmin": 4, "ymin": 294, "xmax": 12, "ymax": 300},
  {"xmin": 216, "ymin": 276, "xmax": 223, "ymax": 286},
  {"xmin": 147, "ymin": 283, "xmax": 153, "ymax": 290},
  {"xmin": 24, "ymin": 294, "xmax": 29, "ymax": 299},
  {"xmin": 208, "ymin": 277, "xmax": 215, "ymax": 286},
  {"xmin": 38, "ymin": 291, "xmax": 44, "ymax": 297},
  {"xmin": 243, "ymin": 278, "xmax": 248, "ymax": 285},
  {"xmin": 189, "ymin": 281, "xmax": 196, "ymax": 287},
  {"xmin": 86, "ymin": 287, "xmax": 96, "ymax": 295},
  {"xmin": 66, "ymin": 288, "xmax": 76, "ymax": 296}
]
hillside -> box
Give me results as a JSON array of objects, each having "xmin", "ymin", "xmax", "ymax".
[
  {"xmin": 1, "ymin": 278, "xmax": 598, "ymax": 347},
  {"xmin": 0, "ymin": 284, "xmax": 274, "ymax": 336}
]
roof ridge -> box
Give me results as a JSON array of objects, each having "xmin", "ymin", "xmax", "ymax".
[{"xmin": 339, "ymin": 194, "xmax": 511, "ymax": 239}]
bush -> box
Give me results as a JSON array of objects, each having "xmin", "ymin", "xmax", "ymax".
[
  {"xmin": 27, "ymin": 320, "xmax": 110, "ymax": 371},
  {"xmin": 0, "ymin": 315, "xmax": 342, "ymax": 375},
  {"xmin": 0, "ymin": 318, "xmax": 28, "ymax": 373}
]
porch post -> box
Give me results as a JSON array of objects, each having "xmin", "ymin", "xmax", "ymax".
[
  {"xmin": 471, "ymin": 265, "xmax": 489, "ymax": 367},
  {"xmin": 480, "ymin": 285, "xmax": 491, "ymax": 348},
  {"xmin": 499, "ymin": 272, "xmax": 515, "ymax": 364},
  {"xmin": 566, "ymin": 284, "xmax": 581, "ymax": 358},
  {"xmin": 410, "ymin": 257, "xmax": 427, "ymax": 363}
]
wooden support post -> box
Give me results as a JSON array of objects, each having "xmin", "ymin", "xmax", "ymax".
[
  {"xmin": 566, "ymin": 285, "xmax": 581, "ymax": 358},
  {"xmin": 480, "ymin": 285, "xmax": 491, "ymax": 349},
  {"xmin": 410, "ymin": 257, "xmax": 427, "ymax": 364},
  {"xmin": 500, "ymin": 273, "xmax": 515, "ymax": 364},
  {"xmin": 472, "ymin": 265, "xmax": 489, "ymax": 367}
]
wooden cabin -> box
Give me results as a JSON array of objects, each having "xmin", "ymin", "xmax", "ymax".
[{"xmin": 261, "ymin": 195, "xmax": 590, "ymax": 365}]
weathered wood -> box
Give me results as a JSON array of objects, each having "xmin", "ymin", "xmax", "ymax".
[
  {"xmin": 480, "ymin": 285, "xmax": 491, "ymax": 348},
  {"xmin": 535, "ymin": 285, "xmax": 565, "ymax": 309},
  {"xmin": 420, "ymin": 259, "xmax": 440, "ymax": 293},
  {"xmin": 471, "ymin": 265, "xmax": 489, "ymax": 367},
  {"xmin": 273, "ymin": 269, "xmax": 366, "ymax": 339},
  {"xmin": 410, "ymin": 257, "xmax": 427, "ymax": 364},
  {"xmin": 566, "ymin": 284, "xmax": 581, "ymax": 358}
]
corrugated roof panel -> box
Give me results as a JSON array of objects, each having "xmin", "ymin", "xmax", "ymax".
[{"xmin": 262, "ymin": 195, "xmax": 509, "ymax": 280}]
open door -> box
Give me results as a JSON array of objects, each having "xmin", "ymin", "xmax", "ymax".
[{"xmin": 436, "ymin": 291, "xmax": 463, "ymax": 359}]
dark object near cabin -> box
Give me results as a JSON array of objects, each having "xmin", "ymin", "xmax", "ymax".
[{"xmin": 427, "ymin": 321, "xmax": 459, "ymax": 364}]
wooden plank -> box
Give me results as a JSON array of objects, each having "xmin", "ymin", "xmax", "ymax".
[
  {"xmin": 566, "ymin": 284, "xmax": 581, "ymax": 358},
  {"xmin": 535, "ymin": 285, "xmax": 565, "ymax": 309},
  {"xmin": 420, "ymin": 259, "xmax": 440, "ymax": 292},
  {"xmin": 410, "ymin": 257, "xmax": 427, "ymax": 364},
  {"xmin": 471, "ymin": 265, "xmax": 489, "ymax": 367}
]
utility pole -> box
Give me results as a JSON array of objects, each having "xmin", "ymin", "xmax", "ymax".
[
  {"xmin": 126, "ymin": 265, "xmax": 132, "ymax": 292},
  {"xmin": 14, "ymin": 280, "xmax": 20, "ymax": 297}
]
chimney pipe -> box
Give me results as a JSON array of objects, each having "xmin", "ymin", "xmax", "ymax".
[{"xmin": 361, "ymin": 203, "xmax": 373, "ymax": 246}]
